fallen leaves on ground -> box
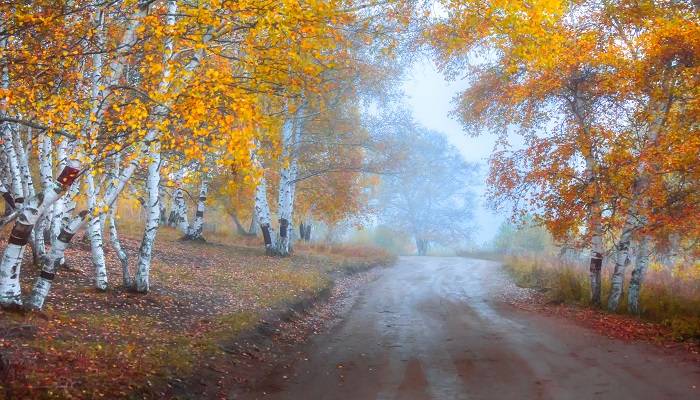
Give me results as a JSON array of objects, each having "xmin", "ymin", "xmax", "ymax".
[{"xmin": 0, "ymin": 227, "xmax": 392, "ymax": 399}]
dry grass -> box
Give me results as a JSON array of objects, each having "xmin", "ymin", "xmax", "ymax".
[{"xmin": 502, "ymin": 253, "xmax": 700, "ymax": 341}]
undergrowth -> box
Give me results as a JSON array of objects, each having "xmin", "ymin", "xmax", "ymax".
[{"xmin": 502, "ymin": 253, "xmax": 700, "ymax": 341}]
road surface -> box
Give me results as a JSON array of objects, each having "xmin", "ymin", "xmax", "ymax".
[{"xmin": 251, "ymin": 257, "xmax": 700, "ymax": 400}]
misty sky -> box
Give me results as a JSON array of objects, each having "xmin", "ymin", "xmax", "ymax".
[{"xmin": 401, "ymin": 62, "xmax": 505, "ymax": 244}]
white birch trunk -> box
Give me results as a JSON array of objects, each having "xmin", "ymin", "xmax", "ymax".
[
  {"xmin": 14, "ymin": 128, "xmax": 43, "ymax": 264},
  {"xmin": 36, "ymin": 134, "xmax": 54, "ymax": 262},
  {"xmin": 133, "ymin": 0, "xmax": 176, "ymax": 290},
  {"xmin": 275, "ymin": 113, "xmax": 295, "ymax": 256},
  {"xmin": 255, "ymin": 174, "xmax": 276, "ymax": 255},
  {"xmin": 0, "ymin": 49, "xmax": 24, "ymax": 205},
  {"xmin": 86, "ymin": 173, "xmax": 109, "ymax": 290},
  {"xmin": 248, "ymin": 210, "xmax": 258, "ymax": 236},
  {"xmin": 173, "ymin": 184, "xmax": 189, "ymax": 235},
  {"xmin": 50, "ymin": 138, "xmax": 69, "ymax": 244},
  {"xmin": 133, "ymin": 146, "xmax": 161, "ymax": 293},
  {"xmin": 0, "ymin": 163, "xmax": 80, "ymax": 308},
  {"xmin": 627, "ymin": 236, "xmax": 650, "ymax": 315},
  {"xmin": 109, "ymin": 204, "xmax": 130, "ymax": 287},
  {"xmin": 26, "ymin": 213, "xmax": 86, "ymax": 310},
  {"xmin": 188, "ymin": 179, "xmax": 208, "ymax": 240},
  {"xmin": 607, "ymin": 94, "xmax": 666, "ymax": 311},
  {"xmin": 607, "ymin": 216, "xmax": 635, "ymax": 311}
]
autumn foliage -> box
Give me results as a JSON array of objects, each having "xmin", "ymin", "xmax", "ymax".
[{"xmin": 430, "ymin": 0, "xmax": 700, "ymax": 311}]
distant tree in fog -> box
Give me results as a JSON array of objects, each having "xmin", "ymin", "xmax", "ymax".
[{"xmin": 376, "ymin": 128, "xmax": 478, "ymax": 255}]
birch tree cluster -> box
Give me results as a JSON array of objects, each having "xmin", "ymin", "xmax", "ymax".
[
  {"xmin": 430, "ymin": 0, "xmax": 700, "ymax": 312},
  {"xmin": 0, "ymin": 0, "xmax": 425, "ymax": 311}
]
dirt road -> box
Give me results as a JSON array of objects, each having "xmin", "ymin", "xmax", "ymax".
[{"xmin": 248, "ymin": 257, "xmax": 699, "ymax": 400}]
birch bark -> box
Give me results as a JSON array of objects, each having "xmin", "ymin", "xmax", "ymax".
[
  {"xmin": 187, "ymin": 179, "xmax": 208, "ymax": 240},
  {"xmin": 607, "ymin": 94, "xmax": 667, "ymax": 311},
  {"xmin": 133, "ymin": 146, "xmax": 161, "ymax": 293},
  {"xmin": 109, "ymin": 205, "xmax": 130, "ymax": 287},
  {"xmin": 252, "ymin": 144, "xmax": 276, "ymax": 254},
  {"xmin": 0, "ymin": 44, "xmax": 24, "ymax": 205},
  {"xmin": 628, "ymin": 236, "xmax": 650, "ymax": 315},
  {"xmin": 86, "ymin": 173, "xmax": 109, "ymax": 290},
  {"xmin": 276, "ymin": 111, "xmax": 296, "ymax": 255},
  {"xmin": 0, "ymin": 163, "xmax": 80, "ymax": 308}
]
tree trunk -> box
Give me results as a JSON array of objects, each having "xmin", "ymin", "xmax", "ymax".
[
  {"xmin": 0, "ymin": 164, "xmax": 80, "ymax": 308},
  {"xmin": 254, "ymin": 172, "xmax": 276, "ymax": 255},
  {"xmin": 133, "ymin": 147, "xmax": 161, "ymax": 293},
  {"xmin": 158, "ymin": 187, "xmax": 167, "ymax": 225},
  {"xmin": 108, "ymin": 153, "xmax": 130, "ymax": 286},
  {"xmin": 231, "ymin": 213, "xmax": 248, "ymax": 235},
  {"xmin": 628, "ymin": 237, "xmax": 650, "ymax": 315},
  {"xmin": 50, "ymin": 138, "xmax": 69, "ymax": 245},
  {"xmin": 276, "ymin": 105, "xmax": 302, "ymax": 256},
  {"xmin": 607, "ymin": 213, "xmax": 636, "ymax": 311},
  {"xmin": 26, "ymin": 213, "xmax": 86, "ymax": 310},
  {"xmin": 86, "ymin": 173, "xmax": 109, "ymax": 291},
  {"xmin": 109, "ymin": 207, "xmax": 130, "ymax": 287},
  {"xmin": 248, "ymin": 210, "xmax": 258, "ymax": 236},
  {"xmin": 416, "ymin": 237, "xmax": 427, "ymax": 256},
  {"xmin": 304, "ymin": 222, "xmax": 311, "ymax": 242},
  {"xmin": 134, "ymin": 0, "xmax": 177, "ymax": 290},
  {"xmin": 589, "ymin": 231, "xmax": 603, "ymax": 307},
  {"xmin": 186, "ymin": 179, "xmax": 207, "ymax": 241},
  {"xmin": 172, "ymin": 177, "xmax": 190, "ymax": 235}
]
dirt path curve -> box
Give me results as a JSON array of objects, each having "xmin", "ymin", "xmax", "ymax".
[{"xmin": 245, "ymin": 257, "xmax": 699, "ymax": 400}]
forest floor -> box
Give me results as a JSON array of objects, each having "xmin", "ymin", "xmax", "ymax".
[{"xmin": 0, "ymin": 226, "xmax": 394, "ymax": 399}]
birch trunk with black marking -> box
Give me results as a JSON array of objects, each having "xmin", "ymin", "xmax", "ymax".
[
  {"xmin": 36, "ymin": 134, "xmax": 54, "ymax": 263},
  {"xmin": 0, "ymin": 163, "xmax": 80, "ymax": 308},
  {"xmin": 133, "ymin": 147, "xmax": 161, "ymax": 293},
  {"xmin": 106, "ymin": 151, "xmax": 130, "ymax": 285},
  {"xmin": 276, "ymin": 109, "xmax": 299, "ymax": 256},
  {"xmin": 255, "ymin": 174, "xmax": 276, "ymax": 255},
  {"xmin": 86, "ymin": 173, "xmax": 109, "ymax": 290},
  {"xmin": 608, "ymin": 93, "xmax": 666, "ymax": 311},
  {"xmin": 0, "ymin": 42, "xmax": 24, "ymax": 206},
  {"xmin": 187, "ymin": 179, "xmax": 207, "ymax": 240},
  {"xmin": 83, "ymin": 7, "xmax": 110, "ymax": 291},
  {"xmin": 607, "ymin": 209, "xmax": 637, "ymax": 311},
  {"xmin": 15, "ymin": 128, "xmax": 43, "ymax": 265},
  {"xmin": 174, "ymin": 184, "xmax": 189, "ymax": 235},
  {"xmin": 50, "ymin": 138, "xmax": 69, "ymax": 244},
  {"xmin": 158, "ymin": 187, "xmax": 167, "ymax": 225},
  {"xmin": 628, "ymin": 236, "xmax": 650, "ymax": 315},
  {"xmin": 26, "ymin": 212, "xmax": 88, "ymax": 310}
]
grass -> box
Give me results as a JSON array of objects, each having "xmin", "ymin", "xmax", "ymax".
[
  {"xmin": 501, "ymin": 253, "xmax": 700, "ymax": 341},
  {"xmin": 0, "ymin": 223, "xmax": 395, "ymax": 399}
]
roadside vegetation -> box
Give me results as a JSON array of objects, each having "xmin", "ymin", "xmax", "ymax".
[{"xmin": 462, "ymin": 219, "xmax": 700, "ymax": 343}]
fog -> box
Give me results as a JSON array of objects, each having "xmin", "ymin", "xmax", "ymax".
[{"xmin": 401, "ymin": 62, "xmax": 505, "ymax": 244}]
